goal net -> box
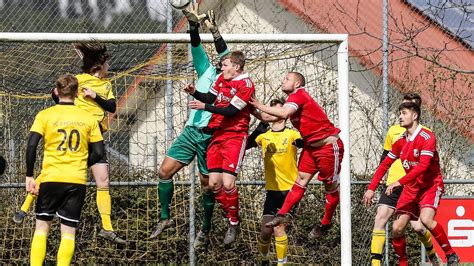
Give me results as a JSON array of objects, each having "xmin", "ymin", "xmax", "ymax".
[{"xmin": 0, "ymin": 33, "xmax": 361, "ymax": 264}]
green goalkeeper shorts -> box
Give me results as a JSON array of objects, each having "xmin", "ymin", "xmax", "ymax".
[{"xmin": 166, "ymin": 126, "xmax": 212, "ymax": 175}]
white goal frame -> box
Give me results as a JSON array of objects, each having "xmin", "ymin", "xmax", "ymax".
[{"xmin": 0, "ymin": 32, "xmax": 351, "ymax": 264}]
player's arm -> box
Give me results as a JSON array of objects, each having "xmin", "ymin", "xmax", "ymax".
[
  {"xmin": 83, "ymin": 88, "xmax": 116, "ymax": 113},
  {"xmin": 184, "ymin": 84, "xmax": 216, "ymax": 104},
  {"xmin": 397, "ymin": 137, "xmax": 436, "ymax": 186},
  {"xmin": 250, "ymin": 97, "xmax": 296, "ymax": 119},
  {"xmin": 252, "ymin": 109, "xmax": 281, "ymax": 122},
  {"xmin": 87, "ymin": 141, "xmax": 105, "ymax": 167},
  {"xmin": 246, "ymin": 121, "xmax": 269, "ymax": 150},
  {"xmin": 25, "ymin": 132, "xmax": 42, "ymax": 195},
  {"xmin": 204, "ymin": 10, "xmax": 229, "ymax": 57}
]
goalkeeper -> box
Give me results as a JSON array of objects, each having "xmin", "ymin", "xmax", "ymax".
[{"xmin": 150, "ymin": 3, "xmax": 230, "ymax": 250}]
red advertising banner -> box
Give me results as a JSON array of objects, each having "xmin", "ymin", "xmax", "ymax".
[{"xmin": 432, "ymin": 198, "xmax": 474, "ymax": 263}]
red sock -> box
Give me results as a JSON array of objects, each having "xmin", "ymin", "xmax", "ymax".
[
  {"xmin": 225, "ymin": 187, "xmax": 239, "ymax": 225},
  {"xmin": 431, "ymin": 222, "xmax": 455, "ymax": 256},
  {"xmin": 321, "ymin": 187, "xmax": 340, "ymax": 225},
  {"xmin": 277, "ymin": 182, "xmax": 306, "ymax": 215},
  {"xmin": 392, "ymin": 235, "xmax": 408, "ymax": 265},
  {"xmin": 214, "ymin": 187, "xmax": 228, "ymax": 214}
]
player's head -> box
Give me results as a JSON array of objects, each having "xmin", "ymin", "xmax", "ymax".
[
  {"xmin": 399, "ymin": 101, "xmax": 421, "ymax": 128},
  {"xmin": 281, "ymin": 72, "xmax": 305, "ymax": 94},
  {"xmin": 0, "ymin": 155, "xmax": 6, "ymax": 175},
  {"xmin": 402, "ymin": 93, "xmax": 422, "ymax": 106},
  {"xmin": 221, "ymin": 51, "xmax": 245, "ymax": 80},
  {"xmin": 74, "ymin": 42, "xmax": 110, "ymax": 78},
  {"xmin": 55, "ymin": 74, "xmax": 79, "ymax": 101},
  {"xmin": 269, "ymin": 98, "xmax": 286, "ymax": 123}
]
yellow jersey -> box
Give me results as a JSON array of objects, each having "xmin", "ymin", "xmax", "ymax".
[
  {"xmin": 383, "ymin": 124, "xmax": 430, "ymax": 185},
  {"xmin": 255, "ymin": 128, "xmax": 301, "ymax": 191},
  {"xmin": 75, "ymin": 73, "xmax": 114, "ymax": 131},
  {"xmin": 30, "ymin": 103, "xmax": 103, "ymax": 185}
]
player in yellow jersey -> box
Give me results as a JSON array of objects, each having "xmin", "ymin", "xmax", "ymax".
[
  {"xmin": 247, "ymin": 98, "xmax": 302, "ymax": 266},
  {"xmin": 362, "ymin": 93, "xmax": 439, "ymax": 265},
  {"xmin": 27, "ymin": 75, "xmax": 104, "ymax": 266},
  {"xmin": 14, "ymin": 42, "xmax": 125, "ymax": 244}
]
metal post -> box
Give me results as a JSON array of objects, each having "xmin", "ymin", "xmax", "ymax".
[
  {"xmin": 382, "ymin": 0, "xmax": 390, "ymax": 264},
  {"xmin": 165, "ymin": 1, "xmax": 174, "ymax": 146},
  {"xmin": 338, "ymin": 37, "xmax": 351, "ymax": 265}
]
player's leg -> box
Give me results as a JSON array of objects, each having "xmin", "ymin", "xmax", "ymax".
[
  {"xmin": 151, "ymin": 128, "xmax": 199, "ymax": 238},
  {"xmin": 274, "ymin": 225, "xmax": 288, "ymax": 266},
  {"xmin": 418, "ymin": 185, "xmax": 458, "ymax": 264},
  {"xmin": 258, "ymin": 191, "xmax": 279, "ymax": 263},
  {"xmin": 56, "ymin": 183, "xmax": 86, "ymax": 265},
  {"xmin": 391, "ymin": 213, "xmax": 411, "ymax": 266},
  {"xmin": 30, "ymin": 219, "xmax": 51, "ymax": 266},
  {"xmin": 222, "ymin": 172, "xmax": 240, "ymax": 245},
  {"xmin": 193, "ymin": 130, "xmax": 214, "ymax": 248},
  {"xmin": 409, "ymin": 219, "xmax": 438, "ymax": 264},
  {"xmin": 370, "ymin": 203, "xmax": 395, "ymax": 266},
  {"xmin": 309, "ymin": 139, "xmax": 344, "ymax": 238}
]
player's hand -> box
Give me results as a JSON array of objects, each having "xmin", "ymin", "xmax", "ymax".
[
  {"xmin": 182, "ymin": 2, "xmax": 207, "ymax": 23},
  {"xmin": 184, "ymin": 84, "xmax": 196, "ymax": 95},
  {"xmin": 249, "ymin": 97, "xmax": 262, "ymax": 109},
  {"xmin": 189, "ymin": 100, "xmax": 205, "ymax": 110},
  {"xmin": 385, "ymin": 181, "xmax": 401, "ymax": 196},
  {"xmin": 363, "ymin": 189, "xmax": 375, "ymax": 207},
  {"xmin": 203, "ymin": 10, "xmax": 218, "ymax": 33},
  {"xmin": 83, "ymin": 88, "xmax": 97, "ymax": 99},
  {"xmin": 26, "ymin": 176, "xmax": 38, "ymax": 195}
]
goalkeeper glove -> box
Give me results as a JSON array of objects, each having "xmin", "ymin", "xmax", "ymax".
[
  {"xmin": 182, "ymin": 2, "xmax": 207, "ymax": 23},
  {"xmin": 204, "ymin": 10, "xmax": 221, "ymax": 39}
]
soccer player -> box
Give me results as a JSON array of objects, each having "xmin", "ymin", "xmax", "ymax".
[
  {"xmin": 27, "ymin": 74, "xmax": 104, "ymax": 265},
  {"xmin": 247, "ymin": 98, "xmax": 302, "ymax": 265},
  {"xmin": 185, "ymin": 50, "xmax": 255, "ymax": 245},
  {"xmin": 149, "ymin": 6, "xmax": 230, "ymax": 249},
  {"xmin": 363, "ymin": 93, "xmax": 439, "ymax": 265},
  {"xmin": 14, "ymin": 42, "xmax": 125, "ymax": 244},
  {"xmin": 371, "ymin": 101, "xmax": 459, "ymax": 265},
  {"xmin": 250, "ymin": 72, "xmax": 343, "ymax": 237}
]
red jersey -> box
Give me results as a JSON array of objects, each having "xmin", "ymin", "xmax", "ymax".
[
  {"xmin": 284, "ymin": 88, "xmax": 340, "ymax": 143},
  {"xmin": 369, "ymin": 125, "xmax": 444, "ymax": 191},
  {"xmin": 207, "ymin": 73, "xmax": 255, "ymax": 133}
]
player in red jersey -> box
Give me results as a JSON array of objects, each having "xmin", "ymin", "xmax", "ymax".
[
  {"xmin": 184, "ymin": 51, "xmax": 255, "ymax": 245},
  {"xmin": 372, "ymin": 101, "xmax": 459, "ymax": 265},
  {"xmin": 250, "ymin": 72, "xmax": 344, "ymax": 238}
]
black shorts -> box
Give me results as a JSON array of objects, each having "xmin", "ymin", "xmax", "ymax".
[
  {"xmin": 88, "ymin": 142, "xmax": 108, "ymax": 164},
  {"xmin": 35, "ymin": 182, "xmax": 87, "ymax": 227},
  {"xmin": 377, "ymin": 185, "xmax": 403, "ymax": 209},
  {"xmin": 263, "ymin": 190, "xmax": 298, "ymax": 217}
]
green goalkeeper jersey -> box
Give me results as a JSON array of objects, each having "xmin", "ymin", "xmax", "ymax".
[{"xmin": 185, "ymin": 44, "xmax": 228, "ymax": 128}]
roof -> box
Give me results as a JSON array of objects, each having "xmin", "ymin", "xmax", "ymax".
[{"xmin": 277, "ymin": 0, "xmax": 473, "ymax": 141}]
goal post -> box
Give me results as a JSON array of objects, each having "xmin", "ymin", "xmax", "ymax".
[{"xmin": 0, "ymin": 33, "xmax": 350, "ymax": 264}]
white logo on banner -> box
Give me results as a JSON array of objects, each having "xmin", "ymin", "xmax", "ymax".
[{"xmin": 448, "ymin": 206, "xmax": 474, "ymax": 247}]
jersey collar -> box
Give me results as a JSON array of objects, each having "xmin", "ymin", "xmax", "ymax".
[
  {"xmin": 58, "ymin": 102, "xmax": 75, "ymax": 105},
  {"xmin": 232, "ymin": 73, "xmax": 249, "ymax": 81},
  {"xmin": 408, "ymin": 125, "xmax": 423, "ymax": 141}
]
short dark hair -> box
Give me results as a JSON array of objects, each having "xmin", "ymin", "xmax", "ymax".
[
  {"xmin": 56, "ymin": 74, "xmax": 78, "ymax": 98},
  {"xmin": 399, "ymin": 101, "xmax": 421, "ymax": 120},
  {"xmin": 223, "ymin": 51, "xmax": 245, "ymax": 70},
  {"xmin": 269, "ymin": 98, "xmax": 285, "ymax": 107},
  {"xmin": 289, "ymin": 72, "xmax": 306, "ymax": 87},
  {"xmin": 74, "ymin": 42, "xmax": 110, "ymax": 74},
  {"xmin": 403, "ymin": 93, "xmax": 422, "ymax": 106}
]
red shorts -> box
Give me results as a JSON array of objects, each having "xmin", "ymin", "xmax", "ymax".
[
  {"xmin": 396, "ymin": 184, "xmax": 444, "ymax": 220},
  {"xmin": 298, "ymin": 138, "xmax": 344, "ymax": 185},
  {"xmin": 207, "ymin": 131, "xmax": 247, "ymax": 175}
]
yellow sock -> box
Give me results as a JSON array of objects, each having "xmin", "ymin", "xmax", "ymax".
[
  {"xmin": 57, "ymin": 233, "xmax": 75, "ymax": 266},
  {"xmin": 275, "ymin": 234, "xmax": 288, "ymax": 265},
  {"xmin": 257, "ymin": 236, "xmax": 271, "ymax": 258},
  {"xmin": 417, "ymin": 230, "xmax": 435, "ymax": 257},
  {"xmin": 30, "ymin": 230, "xmax": 48, "ymax": 266},
  {"xmin": 21, "ymin": 193, "xmax": 36, "ymax": 213},
  {"xmin": 97, "ymin": 188, "xmax": 113, "ymax": 231},
  {"xmin": 371, "ymin": 230, "xmax": 385, "ymax": 266}
]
